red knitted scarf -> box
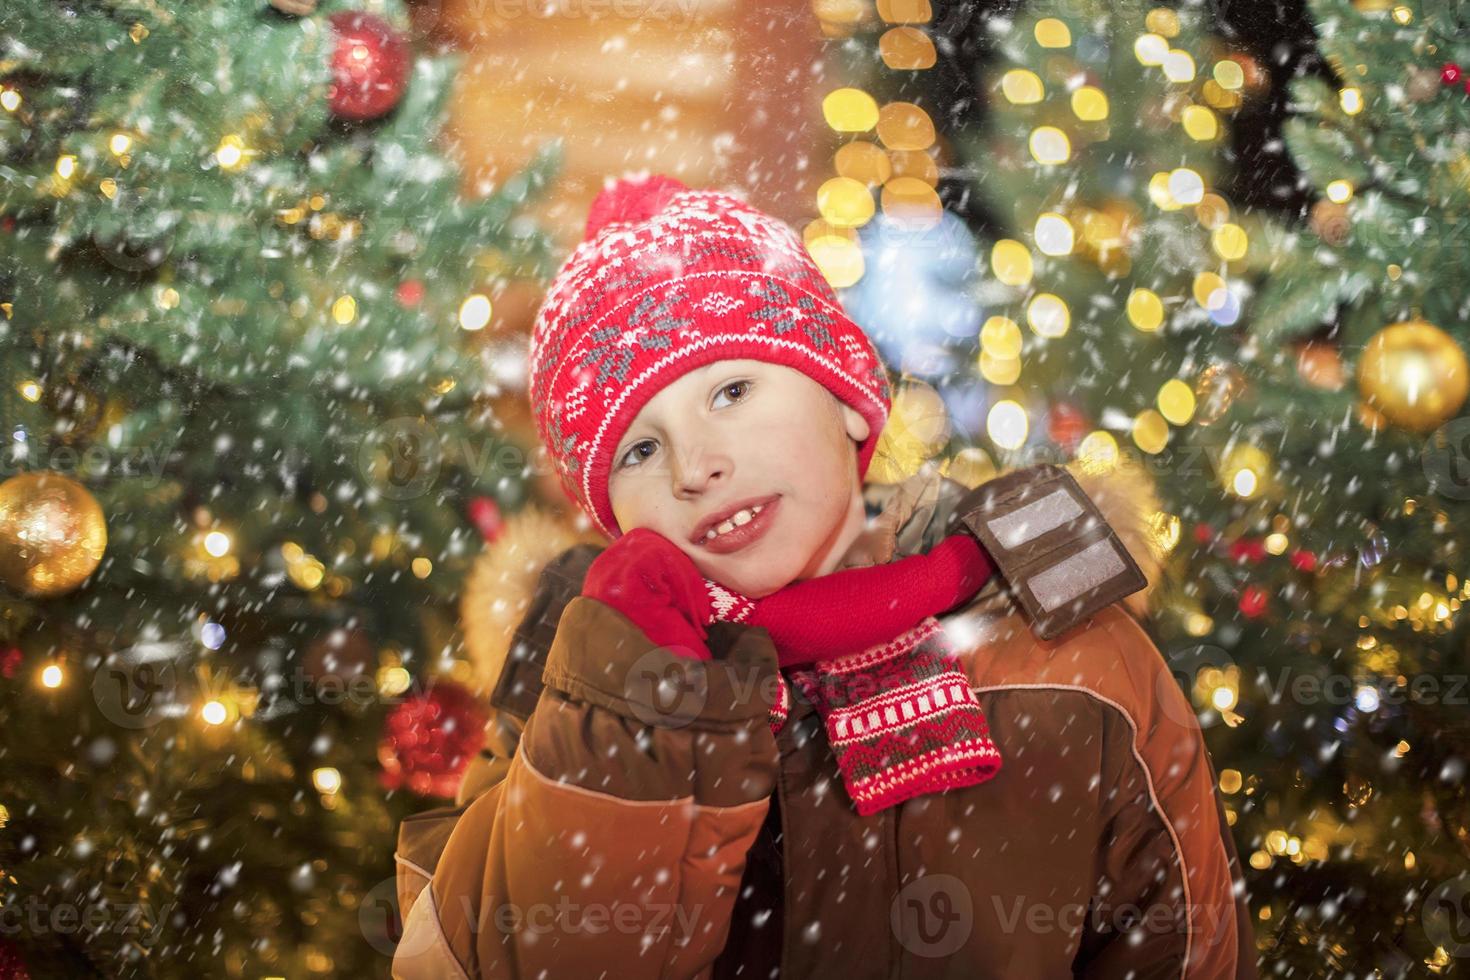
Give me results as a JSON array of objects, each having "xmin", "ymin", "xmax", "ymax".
[{"xmin": 700, "ymin": 534, "xmax": 1004, "ymax": 816}]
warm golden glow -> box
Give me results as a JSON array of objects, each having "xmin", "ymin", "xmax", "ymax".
[
  {"xmin": 1127, "ymin": 288, "xmax": 1165, "ymax": 332},
  {"xmin": 818, "ymin": 176, "xmax": 876, "ymax": 226},
  {"xmin": 1212, "ymin": 223, "xmax": 1249, "ymax": 260},
  {"xmin": 1157, "ymin": 379, "xmax": 1196, "ymax": 424},
  {"xmin": 808, "ymin": 234, "xmax": 865, "ymax": 288},
  {"xmin": 1076, "ymin": 430, "xmax": 1120, "ymax": 473},
  {"xmin": 822, "ymin": 88, "xmax": 880, "ymax": 131},
  {"xmin": 834, "ymin": 141, "xmax": 892, "ymax": 184},
  {"xmin": 876, "ymin": 102, "xmax": 935, "ymax": 151},
  {"xmin": 1070, "ymin": 86, "xmax": 1109, "ymax": 121},
  {"xmin": 1001, "ymin": 69, "xmax": 1044, "ymax": 105},
  {"xmin": 1034, "ymin": 18, "xmax": 1071, "ymax": 47},
  {"xmin": 1132, "ymin": 410, "xmax": 1169, "ymax": 454},
  {"xmin": 990, "ymin": 239, "xmax": 1033, "ymax": 286},
  {"xmin": 331, "ymin": 295, "xmax": 357, "ymax": 325},
  {"xmin": 1181, "ymin": 104, "xmax": 1218, "ymax": 141},
  {"xmin": 980, "ymin": 316, "xmax": 1023, "ymax": 358}
]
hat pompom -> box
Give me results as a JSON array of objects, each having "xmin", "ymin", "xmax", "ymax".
[{"xmin": 583, "ymin": 174, "xmax": 688, "ymax": 240}]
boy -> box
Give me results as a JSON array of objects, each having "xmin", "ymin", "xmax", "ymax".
[{"xmin": 391, "ymin": 174, "xmax": 1258, "ymax": 978}]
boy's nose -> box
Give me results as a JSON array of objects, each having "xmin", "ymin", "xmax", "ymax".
[{"xmin": 672, "ymin": 443, "xmax": 731, "ymax": 497}]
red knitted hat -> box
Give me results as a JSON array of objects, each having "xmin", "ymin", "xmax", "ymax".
[{"xmin": 528, "ymin": 173, "xmax": 893, "ymax": 539}]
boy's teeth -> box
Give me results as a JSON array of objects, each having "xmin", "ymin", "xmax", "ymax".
[{"xmin": 703, "ymin": 503, "xmax": 765, "ymax": 542}]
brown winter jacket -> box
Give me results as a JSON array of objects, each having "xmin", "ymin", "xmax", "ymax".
[{"xmin": 391, "ymin": 466, "xmax": 1260, "ymax": 979}]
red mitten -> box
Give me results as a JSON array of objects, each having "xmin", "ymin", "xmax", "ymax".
[
  {"xmin": 582, "ymin": 528, "xmax": 714, "ymax": 660},
  {"xmin": 745, "ymin": 533, "xmax": 994, "ymax": 667}
]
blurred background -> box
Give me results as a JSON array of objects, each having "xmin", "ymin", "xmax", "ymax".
[{"xmin": 2, "ymin": 0, "xmax": 1469, "ymax": 975}]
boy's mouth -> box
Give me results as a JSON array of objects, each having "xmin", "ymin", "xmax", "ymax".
[{"xmin": 691, "ymin": 494, "xmax": 781, "ymax": 554}]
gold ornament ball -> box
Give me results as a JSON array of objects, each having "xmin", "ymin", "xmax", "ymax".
[
  {"xmin": 0, "ymin": 472, "xmax": 108, "ymax": 597},
  {"xmin": 1356, "ymin": 320, "xmax": 1469, "ymax": 433}
]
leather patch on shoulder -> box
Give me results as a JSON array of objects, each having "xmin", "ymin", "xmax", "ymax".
[
  {"xmin": 489, "ymin": 542, "xmax": 604, "ymax": 720},
  {"xmin": 954, "ymin": 464, "xmax": 1148, "ymax": 640}
]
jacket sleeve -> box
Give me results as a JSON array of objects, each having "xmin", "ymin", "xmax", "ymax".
[
  {"xmin": 392, "ymin": 594, "xmax": 782, "ymax": 979},
  {"xmin": 1073, "ymin": 611, "xmax": 1259, "ymax": 980}
]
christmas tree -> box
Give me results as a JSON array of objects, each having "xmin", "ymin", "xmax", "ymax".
[
  {"xmin": 955, "ymin": 0, "xmax": 1470, "ymax": 973},
  {"xmin": 0, "ymin": 0, "xmax": 561, "ymax": 975}
]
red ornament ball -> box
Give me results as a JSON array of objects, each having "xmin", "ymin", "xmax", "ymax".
[
  {"xmin": 378, "ymin": 681, "xmax": 486, "ymax": 799},
  {"xmin": 467, "ymin": 497, "xmax": 503, "ymax": 543},
  {"xmin": 327, "ymin": 11, "xmax": 410, "ymax": 121},
  {"xmin": 1047, "ymin": 401, "xmax": 1090, "ymax": 452},
  {"xmin": 1238, "ymin": 585, "xmax": 1269, "ymax": 619},
  {"xmin": 1227, "ymin": 537, "xmax": 1267, "ymax": 563},
  {"xmin": 395, "ymin": 279, "xmax": 425, "ymax": 307},
  {"xmin": 1442, "ymin": 62, "xmax": 1463, "ymax": 85},
  {"xmin": 1289, "ymin": 549, "xmax": 1317, "ymax": 572},
  {"xmin": 0, "ymin": 647, "xmax": 20, "ymax": 678}
]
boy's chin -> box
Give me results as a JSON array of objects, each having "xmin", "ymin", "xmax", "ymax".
[{"xmin": 698, "ymin": 552, "xmax": 803, "ymax": 599}]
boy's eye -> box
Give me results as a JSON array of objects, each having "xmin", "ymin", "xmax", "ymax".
[
  {"xmin": 713, "ymin": 379, "xmax": 751, "ymax": 407},
  {"xmin": 619, "ymin": 439, "xmax": 657, "ymax": 470},
  {"xmin": 616, "ymin": 380, "xmax": 752, "ymax": 470}
]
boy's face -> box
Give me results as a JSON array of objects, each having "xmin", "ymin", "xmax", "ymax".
[{"xmin": 608, "ymin": 359, "xmax": 872, "ymax": 598}]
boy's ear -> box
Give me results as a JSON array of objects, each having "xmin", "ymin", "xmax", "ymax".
[{"xmin": 840, "ymin": 402, "xmax": 870, "ymax": 443}]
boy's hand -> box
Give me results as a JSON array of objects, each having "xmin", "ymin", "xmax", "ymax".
[{"xmin": 582, "ymin": 528, "xmax": 714, "ymax": 660}]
